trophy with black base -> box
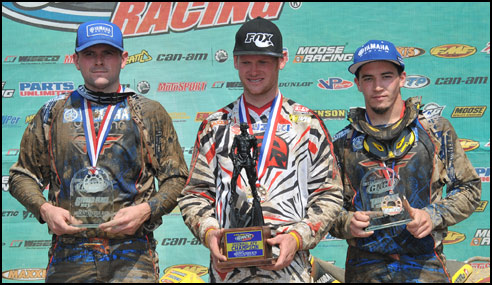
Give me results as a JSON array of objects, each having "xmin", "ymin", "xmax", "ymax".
[
  {"xmin": 360, "ymin": 167, "xmax": 412, "ymax": 231},
  {"xmin": 216, "ymin": 123, "xmax": 276, "ymax": 270}
]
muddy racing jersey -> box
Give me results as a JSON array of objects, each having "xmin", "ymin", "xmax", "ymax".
[
  {"xmin": 178, "ymin": 94, "xmax": 343, "ymax": 282},
  {"xmin": 329, "ymin": 97, "xmax": 481, "ymax": 282},
  {"xmin": 9, "ymin": 87, "xmax": 188, "ymax": 239}
]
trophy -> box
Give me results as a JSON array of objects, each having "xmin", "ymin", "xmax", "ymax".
[
  {"xmin": 69, "ymin": 166, "xmax": 114, "ymax": 228},
  {"xmin": 360, "ymin": 167, "xmax": 412, "ymax": 231},
  {"xmin": 216, "ymin": 123, "xmax": 276, "ymax": 270}
]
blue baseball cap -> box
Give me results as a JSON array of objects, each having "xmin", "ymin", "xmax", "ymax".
[
  {"xmin": 348, "ymin": 40, "xmax": 404, "ymax": 74},
  {"xmin": 75, "ymin": 20, "xmax": 124, "ymax": 52}
]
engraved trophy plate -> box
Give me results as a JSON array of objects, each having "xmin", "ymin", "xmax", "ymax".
[
  {"xmin": 360, "ymin": 167, "xmax": 411, "ymax": 231},
  {"xmin": 70, "ymin": 167, "xmax": 114, "ymax": 228},
  {"xmin": 217, "ymin": 226, "xmax": 275, "ymax": 270}
]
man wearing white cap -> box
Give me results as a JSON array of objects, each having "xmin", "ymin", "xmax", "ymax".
[
  {"xmin": 9, "ymin": 20, "xmax": 188, "ymax": 282},
  {"xmin": 178, "ymin": 17, "xmax": 343, "ymax": 282},
  {"xmin": 329, "ymin": 40, "xmax": 481, "ymax": 282}
]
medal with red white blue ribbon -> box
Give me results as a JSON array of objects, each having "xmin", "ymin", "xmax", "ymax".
[
  {"xmin": 238, "ymin": 92, "xmax": 282, "ymax": 181},
  {"xmin": 80, "ymin": 88, "xmax": 122, "ymax": 172}
]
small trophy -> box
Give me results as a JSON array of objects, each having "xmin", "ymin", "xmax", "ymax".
[
  {"xmin": 69, "ymin": 166, "xmax": 114, "ymax": 228},
  {"xmin": 360, "ymin": 167, "xmax": 412, "ymax": 231},
  {"xmin": 216, "ymin": 123, "xmax": 276, "ymax": 270}
]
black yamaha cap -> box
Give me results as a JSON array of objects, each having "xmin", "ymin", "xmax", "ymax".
[{"xmin": 233, "ymin": 17, "xmax": 283, "ymax": 58}]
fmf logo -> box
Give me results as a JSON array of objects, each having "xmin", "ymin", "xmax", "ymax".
[
  {"xmin": 471, "ymin": 229, "xmax": 490, "ymax": 246},
  {"xmin": 430, "ymin": 44, "xmax": 477, "ymax": 58},
  {"xmin": 318, "ymin": 78, "xmax": 353, "ymax": 90},
  {"xmin": 3, "ymin": 2, "xmax": 284, "ymax": 35}
]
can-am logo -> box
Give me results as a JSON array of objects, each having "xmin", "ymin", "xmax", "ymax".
[{"xmin": 2, "ymin": 2, "xmax": 284, "ymax": 36}]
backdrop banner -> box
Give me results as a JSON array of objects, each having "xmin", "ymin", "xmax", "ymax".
[{"xmin": 2, "ymin": 2, "xmax": 489, "ymax": 282}]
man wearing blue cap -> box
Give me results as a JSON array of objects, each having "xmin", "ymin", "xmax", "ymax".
[
  {"xmin": 328, "ymin": 40, "xmax": 481, "ymax": 282},
  {"xmin": 9, "ymin": 20, "xmax": 188, "ymax": 282}
]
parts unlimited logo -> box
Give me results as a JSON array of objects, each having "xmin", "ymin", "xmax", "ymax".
[{"xmin": 2, "ymin": 2, "xmax": 284, "ymax": 35}]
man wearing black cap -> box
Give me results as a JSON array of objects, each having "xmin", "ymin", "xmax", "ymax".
[
  {"xmin": 178, "ymin": 17, "xmax": 343, "ymax": 282},
  {"xmin": 9, "ymin": 20, "xmax": 189, "ymax": 282},
  {"xmin": 329, "ymin": 40, "xmax": 481, "ymax": 282}
]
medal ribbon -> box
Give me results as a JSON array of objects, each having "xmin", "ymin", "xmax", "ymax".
[
  {"xmin": 81, "ymin": 86, "xmax": 123, "ymax": 171},
  {"xmin": 239, "ymin": 92, "xmax": 282, "ymax": 180}
]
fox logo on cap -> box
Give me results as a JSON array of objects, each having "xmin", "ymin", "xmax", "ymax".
[
  {"xmin": 233, "ymin": 17, "xmax": 283, "ymax": 58},
  {"xmin": 245, "ymin": 33, "xmax": 274, "ymax": 48}
]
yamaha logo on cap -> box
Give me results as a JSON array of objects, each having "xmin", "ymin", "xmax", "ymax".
[
  {"xmin": 348, "ymin": 40, "xmax": 405, "ymax": 74},
  {"xmin": 234, "ymin": 17, "xmax": 283, "ymax": 58},
  {"xmin": 87, "ymin": 23, "xmax": 114, "ymax": 38},
  {"xmin": 76, "ymin": 20, "xmax": 124, "ymax": 53}
]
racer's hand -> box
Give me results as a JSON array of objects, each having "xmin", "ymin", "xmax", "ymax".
[
  {"xmin": 206, "ymin": 229, "xmax": 231, "ymax": 273},
  {"xmin": 259, "ymin": 233, "xmax": 297, "ymax": 271},
  {"xmin": 350, "ymin": 211, "xmax": 374, "ymax": 238},
  {"xmin": 99, "ymin": 203, "xmax": 151, "ymax": 235},
  {"xmin": 404, "ymin": 200, "xmax": 433, "ymax": 239},
  {"xmin": 40, "ymin": 202, "xmax": 87, "ymax": 235}
]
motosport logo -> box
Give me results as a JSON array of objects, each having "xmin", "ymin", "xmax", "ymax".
[
  {"xmin": 2, "ymin": 2, "xmax": 284, "ymax": 36},
  {"xmin": 157, "ymin": 82, "xmax": 206, "ymax": 92},
  {"xmin": 430, "ymin": 44, "xmax": 477, "ymax": 58},
  {"xmin": 318, "ymin": 77, "xmax": 353, "ymax": 90}
]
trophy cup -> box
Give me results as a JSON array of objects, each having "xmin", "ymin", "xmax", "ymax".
[
  {"xmin": 360, "ymin": 167, "xmax": 412, "ymax": 231},
  {"xmin": 69, "ymin": 166, "xmax": 114, "ymax": 228},
  {"xmin": 216, "ymin": 123, "xmax": 276, "ymax": 270}
]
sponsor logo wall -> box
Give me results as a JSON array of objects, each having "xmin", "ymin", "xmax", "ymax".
[{"xmin": 2, "ymin": 2, "xmax": 490, "ymax": 282}]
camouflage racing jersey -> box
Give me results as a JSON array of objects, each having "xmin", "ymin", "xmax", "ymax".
[
  {"xmin": 9, "ymin": 86, "xmax": 189, "ymax": 239},
  {"xmin": 178, "ymin": 94, "xmax": 343, "ymax": 282},
  {"xmin": 329, "ymin": 97, "xmax": 481, "ymax": 282}
]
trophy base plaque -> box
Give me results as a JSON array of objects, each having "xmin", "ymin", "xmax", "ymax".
[{"xmin": 216, "ymin": 226, "xmax": 276, "ymax": 270}]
